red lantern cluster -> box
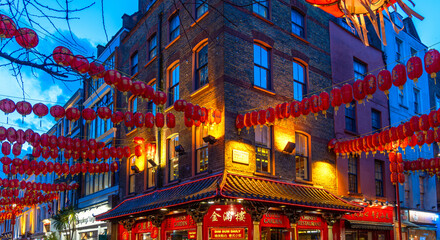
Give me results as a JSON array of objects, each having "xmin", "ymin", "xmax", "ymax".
[
  {"xmin": 389, "ymin": 152, "xmax": 404, "ymax": 185},
  {"xmin": 0, "ymin": 15, "xmax": 17, "ymax": 39},
  {"xmin": 404, "ymin": 157, "xmax": 440, "ymax": 176}
]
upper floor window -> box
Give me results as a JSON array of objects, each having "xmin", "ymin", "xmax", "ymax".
[
  {"xmin": 196, "ymin": 0, "xmax": 208, "ymax": 19},
  {"xmin": 149, "ymin": 34, "xmax": 157, "ymax": 60},
  {"xmin": 291, "ymin": 9, "xmax": 305, "ymax": 38},
  {"xmin": 419, "ymin": 176, "xmax": 425, "ymax": 209},
  {"xmin": 371, "ymin": 109, "xmax": 381, "ymax": 133},
  {"xmin": 168, "ymin": 134, "xmax": 179, "ymax": 182},
  {"xmin": 128, "ymin": 156, "xmax": 136, "ymax": 194},
  {"xmin": 168, "ymin": 64, "xmax": 180, "ymax": 107},
  {"xmin": 414, "ymin": 88, "xmax": 420, "ymax": 114},
  {"xmin": 293, "ymin": 62, "xmax": 306, "ymax": 101},
  {"xmin": 130, "ymin": 97, "xmax": 137, "ymax": 113},
  {"xmin": 196, "ymin": 43, "xmax": 208, "ymax": 89},
  {"xmin": 345, "ymin": 101, "xmax": 356, "ymax": 132},
  {"xmin": 131, "ymin": 52, "xmax": 138, "ymax": 75},
  {"xmin": 353, "ymin": 59, "xmax": 366, "ymax": 80},
  {"xmin": 104, "ymin": 54, "xmax": 115, "ymax": 70},
  {"xmin": 147, "ymin": 81, "xmax": 157, "ymax": 115},
  {"xmin": 295, "ymin": 132, "xmax": 309, "ymax": 180},
  {"xmin": 396, "ymin": 38, "xmax": 403, "ymax": 62},
  {"xmin": 375, "ymin": 160, "xmax": 384, "ymax": 197},
  {"xmin": 435, "ymin": 94, "xmax": 440, "ymax": 110},
  {"xmin": 255, "ymin": 125, "xmax": 271, "ymax": 173},
  {"xmin": 196, "ymin": 125, "xmax": 209, "ymax": 173},
  {"xmin": 410, "ymin": 47, "xmax": 417, "ymax": 57},
  {"xmin": 253, "ymin": 0, "xmax": 268, "ymax": 19},
  {"xmin": 348, "ymin": 155, "xmax": 358, "ymax": 193},
  {"xmin": 146, "ymin": 157, "xmax": 156, "ymax": 189},
  {"xmin": 399, "ymin": 88, "xmax": 405, "ymax": 106},
  {"xmin": 254, "ymin": 43, "xmax": 270, "ymax": 89},
  {"xmin": 169, "ymin": 13, "xmax": 180, "ymax": 42}
]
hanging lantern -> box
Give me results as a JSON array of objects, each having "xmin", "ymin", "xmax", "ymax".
[
  {"xmin": 66, "ymin": 107, "xmax": 81, "ymax": 122},
  {"xmin": 15, "ymin": 129, "xmax": 25, "ymax": 145},
  {"xmin": 392, "ymin": 64, "xmax": 407, "ymax": 91},
  {"xmin": 110, "ymin": 161, "xmax": 118, "ymax": 172},
  {"xmin": 111, "ymin": 111, "xmax": 124, "ymax": 125},
  {"xmin": 275, "ymin": 104, "xmax": 283, "ymax": 120},
  {"xmin": 390, "ymin": 172, "xmax": 398, "ymax": 184},
  {"xmin": 104, "ymin": 70, "xmax": 122, "ymax": 88},
  {"xmin": 154, "ymin": 91, "xmax": 167, "ymax": 106},
  {"xmin": 0, "ymin": 127, "xmax": 5, "ymax": 142},
  {"xmin": 134, "ymin": 112, "xmax": 145, "ymax": 128},
  {"xmin": 71, "ymin": 55, "xmax": 90, "ymax": 74},
  {"xmin": 116, "ymin": 77, "xmax": 133, "ymax": 95},
  {"xmin": 133, "ymin": 81, "xmax": 148, "ymax": 100},
  {"xmin": 301, "ymin": 97, "xmax": 311, "ymax": 116},
  {"xmin": 1, "ymin": 99, "xmax": 15, "ymax": 115},
  {"xmin": 410, "ymin": 116, "xmax": 420, "ymax": 132},
  {"xmin": 435, "ymin": 128, "xmax": 440, "ymax": 143},
  {"xmin": 135, "ymin": 145, "xmax": 142, "ymax": 157},
  {"xmin": 377, "ymin": 69, "xmax": 392, "ymax": 97},
  {"xmin": 174, "ymin": 99, "xmax": 185, "ymax": 112},
  {"xmin": 398, "ymin": 173, "xmax": 405, "ymax": 184},
  {"xmin": 419, "ymin": 114, "xmax": 430, "ymax": 133},
  {"xmin": 50, "ymin": 105, "xmax": 65, "ymax": 121},
  {"xmin": 429, "ymin": 110, "xmax": 440, "ymax": 130},
  {"xmin": 82, "ymin": 108, "xmax": 97, "ymax": 124},
  {"xmin": 52, "ymin": 46, "xmax": 73, "ymax": 67},
  {"xmin": 156, "ymin": 113, "xmax": 164, "ymax": 128},
  {"xmin": 49, "ymin": 135, "xmax": 58, "ymax": 149},
  {"xmin": 15, "ymin": 28, "xmax": 39, "ymax": 49},
  {"xmin": 6, "ymin": 127, "xmax": 16, "ymax": 143},
  {"xmin": 363, "ymin": 74, "xmax": 377, "ymax": 100},
  {"xmin": 88, "ymin": 62, "xmax": 105, "ymax": 79},
  {"xmin": 236, "ymin": 114, "xmax": 245, "ymax": 131},
  {"xmin": 166, "ymin": 112, "xmax": 175, "ymax": 128},
  {"xmin": 214, "ymin": 109, "xmax": 221, "ymax": 124},
  {"xmin": 424, "ymin": 49, "xmax": 440, "ymax": 80},
  {"xmin": 11, "ymin": 143, "xmax": 21, "ymax": 157},
  {"xmin": 319, "ymin": 91, "xmax": 330, "ymax": 116},
  {"xmin": 330, "ymin": 87, "xmax": 342, "ymax": 113},
  {"xmin": 250, "ymin": 111, "xmax": 259, "ymax": 126},
  {"xmin": 310, "ymin": 95, "xmax": 320, "ymax": 117},
  {"xmin": 341, "ymin": 84, "xmax": 353, "ymax": 107},
  {"xmin": 200, "ymin": 107, "xmax": 208, "ymax": 123},
  {"xmin": 184, "ymin": 103, "xmax": 194, "ymax": 120},
  {"xmin": 0, "ymin": 15, "xmax": 17, "ymax": 38},
  {"xmin": 352, "ymin": 79, "xmax": 365, "ymax": 104},
  {"xmin": 143, "ymin": 85, "xmax": 155, "ymax": 101},
  {"xmin": 124, "ymin": 111, "xmax": 135, "ymax": 129},
  {"xmin": 416, "ymin": 131, "xmax": 425, "ymax": 147},
  {"xmin": 426, "ymin": 130, "xmax": 435, "ymax": 147},
  {"xmin": 1, "ymin": 142, "xmax": 10, "ymax": 156},
  {"xmin": 257, "ymin": 109, "xmax": 266, "ymax": 125},
  {"xmin": 193, "ymin": 105, "xmax": 202, "ymax": 122},
  {"xmin": 145, "ymin": 112, "xmax": 155, "ymax": 128},
  {"xmin": 32, "ymin": 103, "xmax": 48, "ymax": 118},
  {"xmin": 265, "ymin": 107, "xmax": 276, "ymax": 124},
  {"xmin": 397, "ymin": 124, "xmax": 405, "ymax": 140},
  {"xmin": 97, "ymin": 107, "xmax": 112, "ymax": 120},
  {"xmin": 184, "ymin": 117, "xmax": 193, "ymax": 128},
  {"xmin": 290, "ymin": 101, "xmax": 302, "ymax": 118},
  {"xmin": 15, "ymin": 101, "xmax": 32, "ymax": 117},
  {"xmin": 406, "ymin": 56, "xmax": 423, "ymax": 85}
]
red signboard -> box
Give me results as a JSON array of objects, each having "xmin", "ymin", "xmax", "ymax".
[
  {"xmin": 135, "ymin": 220, "xmax": 158, "ymax": 233},
  {"xmin": 188, "ymin": 231, "xmax": 197, "ymax": 239},
  {"xmin": 163, "ymin": 214, "xmax": 196, "ymax": 230},
  {"xmin": 343, "ymin": 206, "xmax": 393, "ymax": 223},
  {"xmin": 205, "ymin": 205, "xmax": 251, "ymax": 227},
  {"xmin": 260, "ymin": 211, "xmax": 290, "ymax": 228},
  {"xmin": 297, "ymin": 215, "xmax": 325, "ymax": 228},
  {"xmin": 210, "ymin": 228, "xmax": 245, "ymax": 239}
]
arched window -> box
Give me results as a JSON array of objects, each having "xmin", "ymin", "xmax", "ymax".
[
  {"xmin": 293, "ymin": 61, "xmax": 306, "ymax": 101},
  {"xmin": 195, "ymin": 43, "xmax": 208, "ymax": 89},
  {"xmin": 254, "ymin": 43, "xmax": 270, "ymax": 89},
  {"xmin": 168, "ymin": 64, "xmax": 180, "ymax": 106}
]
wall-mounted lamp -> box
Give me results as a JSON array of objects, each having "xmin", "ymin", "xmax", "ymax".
[
  {"xmin": 203, "ymin": 135, "xmax": 217, "ymax": 144},
  {"xmin": 131, "ymin": 165, "xmax": 140, "ymax": 173},
  {"xmin": 148, "ymin": 159, "xmax": 158, "ymax": 167},
  {"xmin": 175, "ymin": 145, "xmax": 185, "ymax": 155},
  {"xmin": 133, "ymin": 137, "xmax": 145, "ymax": 144},
  {"xmin": 283, "ymin": 142, "xmax": 296, "ymax": 154}
]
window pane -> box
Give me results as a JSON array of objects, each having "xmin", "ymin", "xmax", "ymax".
[
  {"xmin": 168, "ymin": 135, "xmax": 179, "ymax": 181},
  {"xmin": 295, "ymin": 133, "xmax": 309, "ymax": 180},
  {"xmin": 293, "ymin": 62, "xmax": 306, "ymax": 101},
  {"xmin": 291, "ymin": 9, "xmax": 304, "ymax": 37},
  {"xmin": 345, "ymin": 103, "xmax": 356, "ymax": 132},
  {"xmin": 196, "ymin": 0, "xmax": 208, "ymax": 18}
]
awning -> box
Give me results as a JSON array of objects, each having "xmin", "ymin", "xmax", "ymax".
[
  {"xmin": 345, "ymin": 220, "xmax": 394, "ymax": 231},
  {"xmin": 401, "ymin": 220, "xmax": 419, "ymax": 228},
  {"xmin": 96, "ymin": 172, "xmax": 363, "ymax": 221}
]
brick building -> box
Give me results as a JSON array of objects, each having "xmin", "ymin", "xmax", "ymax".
[{"xmin": 96, "ymin": 0, "xmax": 364, "ymax": 240}]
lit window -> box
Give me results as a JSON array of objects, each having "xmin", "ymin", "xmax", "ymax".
[
  {"xmin": 168, "ymin": 135, "xmax": 179, "ymax": 181},
  {"xmin": 196, "ymin": 0, "xmax": 208, "ymax": 19},
  {"xmin": 295, "ymin": 132, "xmax": 309, "ymax": 180},
  {"xmin": 131, "ymin": 52, "xmax": 138, "ymax": 75},
  {"xmin": 169, "ymin": 14, "xmax": 180, "ymax": 42},
  {"xmin": 348, "ymin": 155, "xmax": 358, "ymax": 193},
  {"xmin": 345, "ymin": 101, "xmax": 356, "ymax": 132},
  {"xmin": 255, "ymin": 125, "xmax": 271, "ymax": 173},
  {"xmin": 196, "ymin": 125, "xmax": 209, "ymax": 173},
  {"xmin": 375, "ymin": 160, "xmax": 384, "ymax": 197},
  {"xmin": 254, "ymin": 43, "xmax": 270, "ymax": 89},
  {"xmin": 168, "ymin": 64, "xmax": 179, "ymax": 107},
  {"xmin": 196, "ymin": 43, "xmax": 208, "ymax": 89},
  {"xmin": 149, "ymin": 34, "xmax": 157, "ymax": 60},
  {"xmin": 147, "ymin": 157, "xmax": 156, "ymax": 189},
  {"xmin": 253, "ymin": 0, "xmax": 268, "ymax": 19},
  {"xmin": 353, "ymin": 59, "xmax": 366, "ymax": 80},
  {"xmin": 293, "ymin": 62, "xmax": 306, "ymax": 101},
  {"xmin": 291, "ymin": 9, "xmax": 304, "ymax": 38},
  {"xmin": 128, "ymin": 156, "xmax": 136, "ymax": 194},
  {"xmin": 371, "ymin": 109, "xmax": 381, "ymax": 133}
]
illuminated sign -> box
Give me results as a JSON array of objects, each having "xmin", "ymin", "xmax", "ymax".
[
  {"xmin": 409, "ymin": 210, "xmax": 439, "ymax": 224},
  {"xmin": 233, "ymin": 149, "xmax": 249, "ymax": 165},
  {"xmin": 261, "ymin": 211, "xmax": 289, "ymax": 228},
  {"xmin": 188, "ymin": 231, "xmax": 196, "ymax": 239},
  {"xmin": 163, "ymin": 214, "xmax": 196, "ymax": 230},
  {"xmin": 297, "ymin": 215, "xmax": 323, "ymax": 227},
  {"xmin": 207, "ymin": 205, "xmax": 251, "ymax": 226},
  {"xmin": 211, "ymin": 228, "xmax": 245, "ymax": 239},
  {"xmin": 344, "ymin": 206, "xmax": 393, "ymax": 224}
]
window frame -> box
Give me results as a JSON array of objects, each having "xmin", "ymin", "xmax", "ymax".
[
  {"xmin": 348, "ymin": 155, "xmax": 359, "ymax": 193},
  {"xmin": 253, "ymin": 42, "xmax": 271, "ymax": 90},
  {"xmin": 353, "ymin": 58, "xmax": 367, "ymax": 80},
  {"xmin": 147, "ymin": 80, "xmax": 157, "ymax": 115},
  {"xmin": 414, "ymin": 88, "xmax": 420, "ymax": 114},
  {"xmin": 168, "ymin": 134, "xmax": 180, "ymax": 182},
  {"xmin": 295, "ymin": 132, "xmax": 310, "ymax": 181},
  {"xmin": 375, "ymin": 160, "xmax": 384, "ymax": 197},
  {"xmin": 253, "ymin": 0, "xmax": 269, "ymax": 19},
  {"xmin": 195, "ymin": 42, "xmax": 209, "ymax": 90},
  {"xmin": 345, "ymin": 101, "xmax": 357, "ymax": 133},
  {"xmin": 169, "ymin": 13, "xmax": 180, "ymax": 42},
  {"xmin": 131, "ymin": 52, "xmax": 139, "ymax": 76},
  {"xmin": 371, "ymin": 109, "xmax": 381, "ymax": 133},
  {"xmin": 195, "ymin": 125, "xmax": 209, "ymax": 173},
  {"xmin": 195, "ymin": 0, "xmax": 208, "ymax": 19},
  {"xmin": 293, "ymin": 61, "xmax": 307, "ymax": 101},
  {"xmin": 396, "ymin": 38, "xmax": 403, "ymax": 62},
  {"xmin": 148, "ymin": 34, "xmax": 157, "ymax": 60},
  {"xmin": 255, "ymin": 125, "xmax": 272, "ymax": 173},
  {"xmin": 291, "ymin": 8, "xmax": 305, "ymax": 38},
  {"xmin": 168, "ymin": 63, "xmax": 180, "ymax": 107},
  {"xmin": 128, "ymin": 155, "xmax": 136, "ymax": 194}
]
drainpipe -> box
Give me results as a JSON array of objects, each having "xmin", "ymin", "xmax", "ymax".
[{"xmin": 156, "ymin": 11, "xmax": 163, "ymax": 188}]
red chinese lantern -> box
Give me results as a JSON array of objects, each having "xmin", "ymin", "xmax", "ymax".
[
  {"xmin": 6, "ymin": 127, "xmax": 16, "ymax": 143},
  {"xmin": 0, "ymin": 15, "xmax": 17, "ymax": 38},
  {"xmin": 50, "ymin": 105, "xmax": 65, "ymax": 121},
  {"xmin": 88, "ymin": 62, "xmax": 105, "ymax": 79},
  {"xmin": 184, "ymin": 117, "xmax": 193, "ymax": 128},
  {"xmin": 145, "ymin": 112, "xmax": 155, "ymax": 128},
  {"xmin": 266, "ymin": 107, "xmax": 276, "ymax": 124},
  {"xmin": 435, "ymin": 128, "xmax": 440, "ymax": 143},
  {"xmin": 156, "ymin": 113, "xmax": 164, "ymax": 128},
  {"xmin": 310, "ymin": 95, "xmax": 320, "ymax": 117},
  {"xmin": 11, "ymin": 143, "xmax": 21, "ymax": 156},
  {"xmin": 392, "ymin": 64, "xmax": 407, "ymax": 90},
  {"xmin": 111, "ymin": 111, "xmax": 124, "ymax": 125},
  {"xmin": 341, "ymin": 84, "xmax": 353, "ymax": 107},
  {"xmin": 363, "ymin": 74, "xmax": 377, "ymax": 100},
  {"xmin": 104, "ymin": 70, "xmax": 121, "ymax": 88},
  {"xmin": 154, "ymin": 91, "xmax": 167, "ymax": 106},
  {"xmin": 97, "ymin": 107, "xmax": 112, "ymax": 120},
  {"xmin": 288, "ymin": 101, "xmax": 300, "ymax": 119},
  {"xmin": 419, "ymin": 114, "xmax": 430, "ymax": 133},
  {"xmin": 251, "ymin": 111, "xmax": 259, "ymax": 126},
  {"xmin": 110, "ymin": 161, "xmax": 118, "ymax": 172},
  {"xmin": 15, "ymin": 28, "xmax": 39, "ymax": 49},
  {"xmin": 132, "ymin": 81, "xmax": 147, "ymax": 98},
  {"xmin": 14, "ymin": 101, "xmax": 31, "ymax": 117},
  {"xmin": 410, "ymin": 116, "xmax": 420, "ymax": 132},
  {"xmin": 82, "ymin": 108, "xmax": 97, "ymax": 123},
  {"xmin": 406, "ymin": 56, "xmax": 423, "ymax": 85},
  {"xmin": 330, "ymin": 87, "xmax": 342, "ymax": 113},
  {"xmin": 166, "ymin": 113, "xmax": 175, "ymax": 128},
  {"xmin": 116, "ymin": 77, "xmax": 133, "ymax": 95},
  {"xmin": 15, "ymin": 129, "xmax": 25, "ymax": 145},
  {"xmin": 143, "ymin": 85, "xmax": 155, "ymax": 101},
  {"xmin": 134, "ymin": 112, "xmax": 145, "ymax": 128},
  {"xmin": 429, "ymin": 110, "xmax": 440, "ymax": 130},
  {"xmin": 124, "ymin": 111, "xmax": 135, "ymax": 129},
  {"xmin": 275, "ymin": 104, "xmax": 283, "ymax": 120},
  {"xmin": 301, "ymin": 97, "xmax": 311, "ymax": 116},
  {"xmin": 377, "ymin": 69, "xmax": 392, "ymax": 97},
  {"xmin": 397, "ymin": 124, "xmax": 406, "ymax": 140},
  {"xmin": 424, "ymin": 49, "xmax": 440, "ymax": 80},
  {"xmin": 257, "ymin": 109, "xmax": 266, "ymax": 125},
  {"xmin": 174, "ymin": 99, "xmax": 186, "ymax": 112},
  {"xmin": 214, "ymin": 109, "xmax": 221, "ymax": 124},
  {"xmin": 66, "ymin": 107, "xmax": 81, "ymax": 122},
  {"xmin": 319, "ymin": 91, "xmax": 330, "ymax": 116},
  {"xmin": 352, "ymin": 79, "xmax": 365, "ymax": 104},
  {"xmin": 184, "ymin": 103, "xmax": 194, "ymax": 120},
  {"xmin": 52, "ymin": 46, "xmax": 73, "ymax": 66},
  {"xmin": 135, "ymin": 145, "xmax": 142, "ymax": 157},
  {"xmin": 200, "ymin": 107, "xmax": 207, "ymax": 123},
  {"xmin": 1, "ymin": 142, "xmax": 10, "ymax": 156},
  {"xmin": 390, "ymin": 172, "xmax": 398, "ymax": 184},
  {"xmin": 398, "ymin": 173, "xmax": 405, "ymax": 184},
  {"xmin": 193, "ymin": 105, "xmax": 202, "ymax": 122},
  {"xmin": 0, "ymin": 127, "xmax": 5, "ymax": 142},
  {"xmin": 32, "ymin": 103, "xmax": 48, "ymax": 118},
  {"xmin": 71, "ymin": 55, "xmax": 90, "ymax": 74},
  {"xmin": 416, "ymin": 131, "xmax": 425, "ymax": 147},
  {"xmin": 236, "ymin": 114, "xmax": 245, "ymax": 131}
]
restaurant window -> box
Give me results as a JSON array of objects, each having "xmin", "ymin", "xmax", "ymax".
[
  {"xmin": 255, "ymin": 125, "xmax": 271, "ymax": 173},
  {"xmin": 169, "ymin": 13, "xmax": 180, "ymax": 42},
  {"xmin": 147, "ymin": 81, "xmax": 156, "ymax": 115},
  {"xmin": 293, "ymin": 61, "xmax": 306, "ymax": 101},
  {"xmin": 419, "ymin": 176, "xmax": 425, "ymax": 209},
  {"xmin": 291, "ymin": 9, "xmax": 305, "ymax": 38},
  {"xmin": 375, "ymin": 160, "xmax": 384, "ymax": 197},
  {"xmin": 371, "ymin": 109, "xmax": 381, "ymax": 133},
  {"xmin": 196, "ymin": 0, "xmax": 208, "ymax": 19},
  {"xmin": 253, "ymin": 0, "xmax": 268, "ymax": 19},
  {"xmin": 254, "ymin": 43, "xmax": 270, "ymax": 90},
  {"xmin": 168, "ymin": 134, "xmax": 179, "ymax": 182},
  {"xmin": 414, "ymin": 88, "xmax": 420, "ymax": 114},
  {"xmin": 295, "ymin": 132, "xmax": 309, "ymax": 180},
  {"xmin": 128, "ymin": 156, "xmax": 136, "ymax": 194},
  {"xmin": 195, "ymin": 43, "xmax": 208, "ymax": 89},
  {"xmin": 298, "ymin": 229, "xmax": 321, "ymax": 240},
  {"xmin": 353, "ymin": 59, "xmax": 366, "ymax": 80},
  {"xmin": 348, "ymin": 155, "xmax": 358, "ymax": 193},
  {"xmin": 345, "ymin": 101, "xmax": 356, "ymax": 132},
  {"xmin": 131, "ymin": 52, "xmax": 138, "ymax": 75},
  {"xmin": 149, "ymin": 34, "xmax": 157, "ymax": 60},
  {"xmin": 396, "ymin": 38, "xmax": 403, "ymax": 62},
  {"xmin": 196, "ymin": 125, "xmax": 209, "ymax": 173},
  {"xmin": 168, "ymin": 64, "xmax": 180, "ymax": 107}
]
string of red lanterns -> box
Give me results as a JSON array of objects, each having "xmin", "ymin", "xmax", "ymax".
[{"xmin": 403, "ymin": 157, "xmax": 440, "ymax": 176}]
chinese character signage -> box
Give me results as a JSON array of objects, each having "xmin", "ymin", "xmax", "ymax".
[
  {"xmin": 409, "ymin": 210, "xmax": 439, "ymax": 224},
  {"xmin": 297, "ymin": 215, "xmax": 324, "ymax": 228},
  {"xmin": 261, "ymin": 211, "xmax": 289, "ymax": 228},
  {"xmin": 206, "ymin": 205, "xmax": 251, "ymax": 227},
  {"xmin": 344, "ymin": 206, "xmax": 393, "ymax": 224},
  {"xmin": 164, "ymin": 214, "xmax": 196, "ymax": 230},
  {"xmin": 210, "ymin": 228, "xmax": 245, "ymax": 239}
]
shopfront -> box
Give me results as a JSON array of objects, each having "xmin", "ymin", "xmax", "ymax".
[
  {"xmin": 297, "ymin": 215, "xmax": 327, "ymax": 240},
  {"xmin": 204, "ymin": 205, "xmax": 252, "ymax": 240},
  {"xmin": 407, "ymin": 210, "xmax": 439, "ymax": 240},
  {"xmin": 76, "ymin": 204, "xmax": 110, "ymax": 240},
  {"xmin": 260, "ymin": 211, "xmax": 291, "ymax": 240},
  {"xmin": 163, "ymin": 213, "xmax": 197, "ymax": 240},
  {"xmin": 342, "ymin": 206, "xmax": 394, "ymax": 240}
]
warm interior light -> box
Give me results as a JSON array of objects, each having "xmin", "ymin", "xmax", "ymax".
[{"xmin": 133, "ymin": 137, "xmax": 145, "ymax": 144}]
